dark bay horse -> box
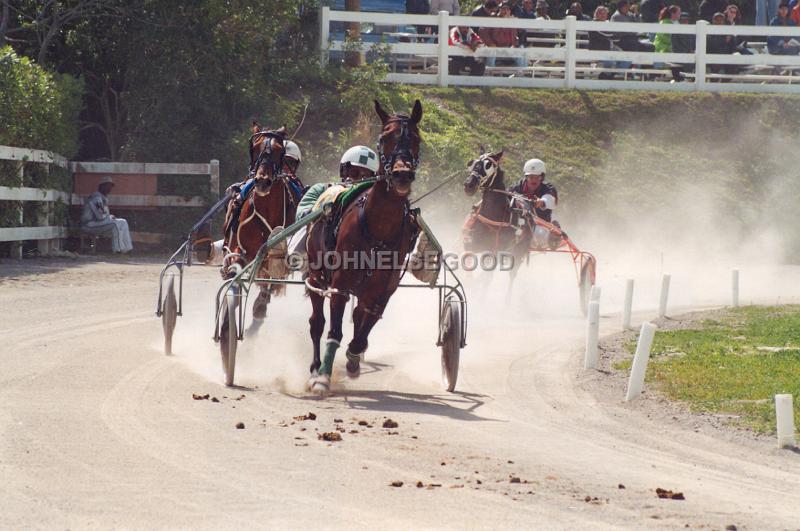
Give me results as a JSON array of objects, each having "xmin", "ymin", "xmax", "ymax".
[
  {"xmin": 222, "ymin": 124, "xmax": 299, "ymax": 318},
  {"xmin": 305, "ymin": 100, "xmax": 423, "ymax": 394},
  {"xmin": 462, "ymin": 151, "xmax": 532, "ymax": 290}
]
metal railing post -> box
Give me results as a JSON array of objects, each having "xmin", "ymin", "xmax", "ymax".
[
  {"xmin": 565, "ymin": 16, "xmax": 577, "ymax": 89},
  {"xmin": 695, "ymin": 20, "xmax": 708, "ymax": 92},
  {"xmin": 320, "ymin": 6, "xmax": 330, "ymax": 66},
  {"xmin": 438, "ymin": 11, "xmax": 449, "ymax": 87}
]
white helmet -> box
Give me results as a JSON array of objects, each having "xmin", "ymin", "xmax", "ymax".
[
  {"xmin": 340, "ymin": 145, "xmax": 379, "ymax": 174},
  {"xmin": 284, "ymin": 140, "xmax": 302, "ymax": 163},
  {"xmin": 523, "ymin": 158, "xmax": 546, "ymax": 176}
]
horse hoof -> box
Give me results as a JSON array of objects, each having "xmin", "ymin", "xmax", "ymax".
[
  {"xmin": 311, "ymin": 381, "xmax": 329, "ymax": 396},
  {"xmin": 252, "ymin": 305, "xmax": 266, "ymax": 320},
  {"xmin": 345, "ymin": 360, "xmax": 360, "ymax": 379},
  {"xmin": 308, "ymin": 374, "xmax": 330, "ymax": 395}
]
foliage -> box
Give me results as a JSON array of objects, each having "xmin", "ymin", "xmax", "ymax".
[
  {"xmin": 617, "ymin": 306, "xmax": 800, "ymax": 434},
  {"xmin": 0, "ymin": 45, "xmax": 82, "ymax": 160}
]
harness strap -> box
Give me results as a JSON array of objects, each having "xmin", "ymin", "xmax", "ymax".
[{"xmin": 476, "ymin": 213, "xmax": 513, "ymax": 229}]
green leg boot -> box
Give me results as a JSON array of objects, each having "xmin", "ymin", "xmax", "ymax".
[{"xmin": 318, "ymin": 339, "xmax": 341, "ymax": 376}]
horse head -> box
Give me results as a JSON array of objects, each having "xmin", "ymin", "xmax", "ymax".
[
  {"xmin": 374, "ymin": 99, "xmax": 422, "ymax": 197},
  {"xmin": 464, "ymin": 150, "xmax": 504, "ymax": 197},
  {"xmin": 249, "ymin": 123, "xmax": 287, "ymax": 194}
]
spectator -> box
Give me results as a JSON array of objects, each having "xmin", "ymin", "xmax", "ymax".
[
  {"xmin": 481, "ymin": 2, "xmax": 527, "ymax": 68},
  {"xmin": 80, "ymin": 176, "xmax": 133, "ymax": 254},
  {"xmin": 670, "ymin": 11, "xmax": 695, "ymax": 80},
  {"xmin": 430, "ymin": 0, "xmax": 460, "ymax": 15},
  {"xmin": 725, "ymin": 4, "xmax": 752, "ymax": 54},
  {"xmin": 507, "ymin": 0, "xmax": 525, "ymax": 16},
  {"xmin": 611, "ymin": 0, "xmax": 640, "ymax": 67},
  {"xmin": 449, "ymin": 25, "xmax": 487, "ymax": 75},
  {"xmin": 536, "ymin": 0, "xmax": 551, "ymax": 18},
  {"xmin": 707, "ymin": 11, "xmax": 737, "ymax": 76},
  {"xmin": 639, "ymin": 0, "xmax": 664, "ymax": 22},
  {"xmin": 430, "ymin": 0, "xmax": 461, "ymax": 35},
  {"xmin": 472, "ymin": 0, "xmax": 500, "ymax": 32},
  {"xmin": 519, "ymin": 0, "xmax": 538, "ymax": 17},
  {"xmin": 567, "ymin": 2, "xmax": 592, "ymax": 19},
  {"xmin": 654, "ymin": 5, "xmax": 681, "ymax": 53},
  {"xmin": 406, "ymin": 0, "xmax": 431, "ymax": 34},
  {"xmin": 768, "ymin": 2, "xmax": 800, "ymax": 53},
  {"xmin": 726, "ymin": 3, "xmax": 743, "ymax": 23},
  {"xmin": 518, "ymin": 0, "xmax": 537, "ymax": 46},
  {"xmin": 757, "ymin": 0, "xmax": 780, "ymax": 25},
  {"xmin": 589, "ymin": 5, "xmax": 620, "ymax": 78},
  {"xmin": 699, "ymin": 0, "xmax": 728, "ymax": 21},
  {"xmin": 791, "ymin": 0, "xmax": 800, "ymax": 24}
]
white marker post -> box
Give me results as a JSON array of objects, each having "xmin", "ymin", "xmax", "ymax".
[
  {"xmin": 658, "ymin": 274, "xmax": 671, "ymax": 319},
  {"xmin": 626, "ymin": 322, "xmax": 657, "ymax": 401},
  {"xmin": 584, "ymin": 301, "xmax": 600, "ymax": 369},
  {"xmin": 775, "ymin": 394, "xmax": 796, "ymax": 448},
  {"xmin": 732, "ymin": 269, "xmax": 739, "ymax": 308},
  {"xmin": 622, "ymin": 279, "xmax": 634, "ymax": 330},
  {"xmin": 591, "ymin": 285, "xmax": 602, "ymax": 302}
]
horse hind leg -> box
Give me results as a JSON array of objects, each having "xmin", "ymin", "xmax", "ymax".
[
  {"xmin": 345, "ymin": 304, "xmax": 381, "ymax": 378},
  {"xmin": 307, "ymin": 283, "xmax": 326, "ymax": 376}
]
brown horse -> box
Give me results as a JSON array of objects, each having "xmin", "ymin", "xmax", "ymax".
[
  {"xmin": 462, "ymin": 151, "xmax": 532, "ymax": 291},
  {"xmin": 222, "ymin": 124, "xmax": 299, "ymax": 318},
  {"xmin": 305, "ymin": 100, "xmax": 423, "ymax": 394}
]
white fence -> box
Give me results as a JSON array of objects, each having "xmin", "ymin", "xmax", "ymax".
[
  {"xmin": 0, "ymin": 145, "xmax": 220, "ymax": 257},
  {"xmin": 321, "ymin": 8, "xmax": 800, "ymax": 93},
  {"xmin": 0, "ymin": 146, "xmax": 70, "ymax": 257}
]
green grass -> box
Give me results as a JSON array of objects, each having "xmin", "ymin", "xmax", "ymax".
[{"xmin": 615, "ymin": 306, "xmax": 800, "ymax": 434}]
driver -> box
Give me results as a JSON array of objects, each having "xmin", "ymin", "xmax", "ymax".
[
  {"xmin": 509, "ymin": 158, "xmax": 562, "ymax": 249},
  {"xmin": 207, "ymin": 140, "xmax": 303, "ymax": 265},
  {"xmin": 287, "ymin": 145, "xmax": 380, "ymax": 258}
]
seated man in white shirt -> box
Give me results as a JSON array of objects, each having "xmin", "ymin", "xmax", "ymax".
[{"xmin": 80, "ymin": 176, "xmax": 133, "ymax": 254}]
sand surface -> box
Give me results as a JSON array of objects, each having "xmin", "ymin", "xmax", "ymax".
[{"xmin": 1, "ymin": 253, "xmax": 798, "ymax": 530}]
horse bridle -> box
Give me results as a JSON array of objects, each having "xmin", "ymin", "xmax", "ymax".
[
  {"xmin": 469, "ymin": 155, "xmax": 500, "ymax": 191},
  {"xmin": 249, "ymin": 130, "xmax": 285, "ymax": 180},
  {"xmin": 376, "ymin": 117, "xmax": 420, "ymax": 177}
]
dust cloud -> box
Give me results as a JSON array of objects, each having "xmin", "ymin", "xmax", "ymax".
[{"xmin": 164, "ymin": 115, "xmax": 800, "ymax": 392}]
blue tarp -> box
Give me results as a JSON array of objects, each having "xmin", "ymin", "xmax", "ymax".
[{"xmin": 332, "ymin": 0, "xmax": 406, "ymax": 13}]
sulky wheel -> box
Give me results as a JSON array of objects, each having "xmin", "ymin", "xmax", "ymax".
[
  {"xmin": 219, "ymin": 287, "xmax": 239, "ymax": 387},
  {"xmin": 579, "ymin": 257, "xmax": 596, "ymax": 317},
  {"xmin": 440, "ymin": 300, "xmax": 462, "ymax": 392},
  {"xmin": 162, "ymin": 275, "xmax": 178, "ymax": 355}
]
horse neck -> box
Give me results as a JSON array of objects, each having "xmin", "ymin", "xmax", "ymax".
[
  {"xmin": 478, "ymin": 169, "xmax": 509, "ymax": 221},
  {"xmin": 364, "ymin": 180, "xmax": 407, "ymax": 243},
  {"xmin": 244, "ymin": 178, "xmax": 294, "ymax": 229}
]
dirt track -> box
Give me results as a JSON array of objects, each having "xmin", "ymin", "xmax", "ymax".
[{"xmin": 1, "ymin": 256, "xmax": 799, "ymax": 530}]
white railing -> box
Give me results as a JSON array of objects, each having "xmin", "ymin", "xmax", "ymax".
[
  {"xmin": 0, "ymin": 146, "xmax": 71, "ymax": 257},
  {"xmin": 320, "ymin": 7, "xmax": 800, "ymax": 93},
  {"xmin": 0, "ymin": 145, "xmax": 221, "ymax": 258}
]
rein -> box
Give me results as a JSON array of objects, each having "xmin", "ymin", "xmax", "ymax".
[{"xmin": 410, "ymin": 168, "xmax": 466, "ymax": 206}]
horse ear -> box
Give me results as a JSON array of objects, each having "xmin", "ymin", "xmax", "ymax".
[
  {"xmin": 466, "ymin": 159, "xmax": 474, "ymax": 168},
  {"xmin": 276, "ymin": 126, "xmax": 287, "ymax": 137},
  {"xmin": 374, "ymin": 100, "xmax": 390, "ymax": 124},
  {"xmin": 493, "ymin": 150, "xmax": 504, "ymax": 161},
  {"xmin": 410, "ymin": 99, "xmax": 423, "ymax": 124},
  {"xmin": 252, "ymin": 121, "xmax": 261, "ymax": 134}
]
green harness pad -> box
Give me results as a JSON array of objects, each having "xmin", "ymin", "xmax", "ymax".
[{"xmin": 336, "ymin": 181, "xmax": 374, "ymax": 212}]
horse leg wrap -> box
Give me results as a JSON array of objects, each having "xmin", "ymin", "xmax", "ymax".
[{"xmin": 318, "ymin": 339, "xmax": 340, "ymax": 376}]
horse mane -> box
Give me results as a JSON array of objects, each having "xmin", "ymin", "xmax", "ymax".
[{"xmin": 494, "ymin": 167, "xmax": 507, "ymax": 190}]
